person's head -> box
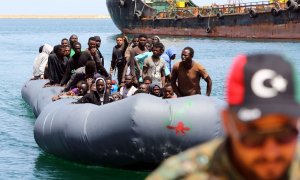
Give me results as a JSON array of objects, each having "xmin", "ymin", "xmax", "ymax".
[
  {"xmin": 73, "ymin": 42, "xmax": 81, "ymax": 55},
  {"xmin": 125, "ymin": 75, "xmax": 133, "ymax": 88},
  {"xmin": 116, "ymin": 36, "xmax": 124, "ymax": 47},
  {"xmin": 145, "ymin": 43, "xmax": 152, "ymax": 51},
  {"xmin": 181, "ymin": 47, "xmax": 194, "ymax": 65},
  {"xmin": 95, "ymin": 77, "xmax": 106, "ymax": 94},
  {"xmin": 138, "ymin": 34, "xmax": 147, "ymax": 48},
  {"xmin": 139, "ymin": 83, "xmax": 149, "ymax": 93},
  {"xmin": 143, "ymin": 76, "xmax": 152, "ymax": 87},
  {"xmin": 106, "ymin": 77, "xmax": 112, "ymax": 90},
  {"xmin": 85, "ymin": 61, "xmax": 96, "ymax": 76},
  {"xmin": 61, "ymin": 38, "xmax": 69, "ymax": 47},
  {"xmin": 64, "ymin": 45, "xmax": 71, "ymax": 57},
  {"xmin": 132, "ymin": 36, "xmax": 139, "ymax": 47},
  {"xmin": 77, "ymin": 81, "xmax": 88, "ymax": 96},
  {"xmin": 69, "ymin": 34, "xmax": 78, "ymax": 47},
  {"xmin": 111, "ymin": 92, "xmax": 122, "ymax": 101},
  {"xmin": 163, "ymin": 83, "xmax": 174, "ymax": 99},
  {"xmin": 94, "ymin": 36, "xmax": 101, "ymax": 48},
  {"xmin": 222, "ymin": 54, "xmax": 300, "ymax": 180},
  {"xmin": 133, "ymin": 89, "xmax": 147, "ymax": 95},
  {"xmin": 147, "ymin": 37, "xmax": 153, "ymax": 45},
  {"xmin": 88, "ymin": 37, "xmax": 97, "ymax": 49},
  {"xmin": 166, "ymin": 47, "xmax": 177, "ymax": 60},
  {"xmin": 152, "ymin": 36, "xmax": 161, "ymax": 44},
  {"xmin": 56, "ymin": 45, "xmax": 65, "ymax": 58},
  {"xmin": 152, "ymin": 42, "xmax": 165, "ymax": 59},
  {"xmin": 151, "ymin": 84, "xmax": 161, "ymax": 97}
]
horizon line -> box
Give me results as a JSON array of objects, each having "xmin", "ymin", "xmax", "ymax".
[{"xmin": 0, "ymin": 14, "xmax": 111, "ymax": 19}]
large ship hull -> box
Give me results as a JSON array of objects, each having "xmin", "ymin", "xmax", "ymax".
[{"xmin": 106, "ymin": 0, "xmax": 300, "ymax": 39}]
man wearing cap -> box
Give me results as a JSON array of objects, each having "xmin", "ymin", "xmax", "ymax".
[{"xmin": 147, "ymin": 54, "xmax": 300, "ymax": 180}]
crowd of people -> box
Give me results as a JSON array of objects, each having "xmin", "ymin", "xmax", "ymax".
[
  {"xmin": 32, "ymin": 34, "xmax": 212, "ymax": 105},
  {"xmin": 32, "ymin": 34, "xmax": 300, "ymax": 180}
]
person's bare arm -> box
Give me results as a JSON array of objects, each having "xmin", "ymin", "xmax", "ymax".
[
  {"xmin": 204, "ymin": 75, "xmax": 212, "ymax": 96},
  {"xmin": 171, "ymin": 65, "xmax": 181, "ymax": 97},
  {"xmin": 161, "ymin": 65, "xmax": 166, "ymax": 87}
]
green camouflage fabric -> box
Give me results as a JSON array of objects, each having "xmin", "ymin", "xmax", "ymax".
[{"xmin": 146, "ymin": 138, "xmax": 300, "ymax": 180}]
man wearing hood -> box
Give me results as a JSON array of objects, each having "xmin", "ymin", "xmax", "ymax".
[
  {"xmin": 161, "ymin": 47, "xmax": 176, "ymax": 73},
  {"xmin": 32, "ymin": 43, "xmax": 53, "ymax": 80},
  {"xmin": 76, "ymin": 77, "xmax": 110, "ymax": 105}
]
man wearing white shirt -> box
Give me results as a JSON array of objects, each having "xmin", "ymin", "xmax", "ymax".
[{"xmin": 120, "ymin": 75, "xmax": 137, "ymax": 98}]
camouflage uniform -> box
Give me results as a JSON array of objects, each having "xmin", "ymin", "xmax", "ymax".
[{"xmin": 146, "ymin": 138, "xmax": 300, "ymax": 180}]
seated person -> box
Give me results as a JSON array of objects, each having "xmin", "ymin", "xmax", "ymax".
[
  {"xmin": 52, "ymin": 81, "xmax": 88, "ymax": 101},
  {"xmin": 110, "ymin": 92, "xmax": 122, "ymax": 102},
  {"xmin": 46, "ymin": 45, "xmax": 68, "ymax": 85},
  {"xmin": 76, "ymin": 77, "xmax": 110, "ymax": 105},
  {"xmin": 138, "ymin": 83, "xmax": 149, "ymax": 93},
  {"xmin": 119, "ymin": 75, "xmax": 137, "ymax": 98},
  {"xmin": 150, "ymin": 84, "xmax": 162, "ymax": 97},
  {"xmin": 63, "ymin": 61, "xmax": 99, "ymax": 92},
  {"xmin": 111, "ymin": 80, "xmax": 119, "ymax": 94},
  {"xmin": 32, "ymin": 44, "xmax": 53, "ymax": 80},
  {"xmin": 105, "ymin": 77, "xmax": 118, "ymax": 95},
  {"xmin": 162, "ymin": 83, "xmax": 176, "ymax": 99},
  {"xmin": 143, "ymin": 76, "xmax": 152, "ymax": 88},
  {"xmin": 133, "ymin": 89, "xmax": 147, "ymax": 95}
]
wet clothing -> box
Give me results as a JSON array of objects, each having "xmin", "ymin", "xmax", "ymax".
[
  {"xmin": 161, "ymin": 47, "xmax": 176, "ymax": 72},
  {"xmin": 47, "ymin": 53, "xmax": 68, "ymax": 84},
  {"xmin": 78, "ymin": 50, "xmax": 108, "ymax": 77},
  {"xmin": 60, "ymin": 52, "xmax": 82, "ymax": 85},
  {"xmin": 32, "ymin": 44, "xmax": 53, "ymax": 78},
  {"xmin": 147, "ymin": 138, "xmax": 300, "ymax": 180},
  {"xmin": 77, "ymin": 77, "xmax": 110, "ymax": 105}
]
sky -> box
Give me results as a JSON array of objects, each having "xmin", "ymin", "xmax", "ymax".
[{"xmin": 0, "ymin": 0, "xmax": 253, "ymax": 15}]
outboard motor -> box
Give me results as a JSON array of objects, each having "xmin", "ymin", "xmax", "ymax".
[{"xmin": 287, "ymin": 0, "xmax": 299, "ymax": 11}]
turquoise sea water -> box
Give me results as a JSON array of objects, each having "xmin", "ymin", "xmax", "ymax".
[{"xmin": 1, "ymin": 19, "xmax": 300, "ymax": 179}]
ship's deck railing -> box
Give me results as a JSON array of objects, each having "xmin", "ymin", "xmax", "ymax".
[{"xmin": 152, "ymin": 0, "xmax": 286, "ymax": 18}]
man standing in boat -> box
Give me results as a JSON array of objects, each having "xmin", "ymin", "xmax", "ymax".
[
  {"xmin": 110, "ymin": 36, "xmax": 128, "ymax": 85},
  {"xmin": 122, "ymin": 34, "xmax": 150, "ymax": 85},
  {"xmin": 147, "ymin": 54, "xmax": 300, "ymax": 180},
  {"xmin": 171, "ymin": 47, "xmax": 212, "ymax": 97}
]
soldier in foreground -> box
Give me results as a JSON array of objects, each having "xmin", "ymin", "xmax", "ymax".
[{"xmin": 147, "ymin": 54, "xmax": 300, "ymax": 180}]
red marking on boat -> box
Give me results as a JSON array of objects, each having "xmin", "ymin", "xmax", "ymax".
[{"xmin": 167, "ymin": 122, "xmax": 190, "ymax": 136}]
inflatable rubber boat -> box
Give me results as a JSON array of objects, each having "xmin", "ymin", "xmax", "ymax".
[{"xmin": 22, "ymin": 79, "xmax": 224, "ymax": 168}]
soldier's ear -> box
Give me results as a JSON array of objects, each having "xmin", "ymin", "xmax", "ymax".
[{"xmin": 221, "ymin": 108, "xmax": 231, "ymax": 135}]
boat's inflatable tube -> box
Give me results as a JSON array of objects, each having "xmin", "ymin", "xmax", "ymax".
[{"xmin": 22, "ymin": 80, "xmax": 225, "ymax": 167}]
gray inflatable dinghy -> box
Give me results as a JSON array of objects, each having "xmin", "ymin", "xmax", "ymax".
[{"xmin": 22, "ymin": 79, "xmax": 224, "ymax": 167}]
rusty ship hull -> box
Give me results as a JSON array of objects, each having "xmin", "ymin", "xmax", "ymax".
[{"xmin": 106, "ymin": 0, "xmax": 300, "ymax": 39}]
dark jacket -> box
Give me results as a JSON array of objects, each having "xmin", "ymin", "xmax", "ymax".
[{"xmin": 77, "ymin": 77, "xmax": 110, "ymax": 105}]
